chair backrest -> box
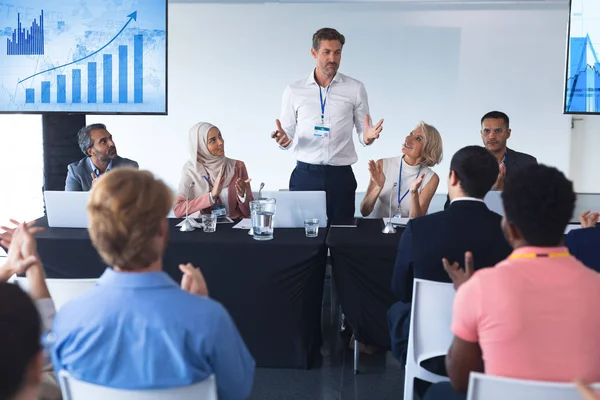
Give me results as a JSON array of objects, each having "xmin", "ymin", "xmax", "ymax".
[
  {"xmin": 58, "ymin": 370, "xmax": 218, "ymax": 400},
  {"xmin": 407, "ymin": 279, "xmax": 455, "ymax": 364},
  {"xmin": 467, "ymin": 372, "xmax": 600, "ymax": 400},
  {"xmin": 14, "ymin": 278, "xmax": 97, "ymax": 311}
]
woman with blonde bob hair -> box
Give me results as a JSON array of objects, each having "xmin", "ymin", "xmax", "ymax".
[{"xmin": 360, "ymin": 121, "xmax": 443, "ymax": 219}]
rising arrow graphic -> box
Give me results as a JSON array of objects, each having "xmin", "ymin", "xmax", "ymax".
[{"xmin": 18, "ymin": 11, "xmax": 138, "ymax": 84}]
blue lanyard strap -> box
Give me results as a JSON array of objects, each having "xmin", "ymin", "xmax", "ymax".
[
  {"xmin": 319, "ymin": 86, "xmax": 329, "ymax": 123},
  {"xmin": 398, "ymin": 160, "xmax": 422, "ymax": 206}
]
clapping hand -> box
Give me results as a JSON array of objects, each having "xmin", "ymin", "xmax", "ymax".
[
  {"xmin": 410, "ymin": 174, "xmax": 425, "ymax": 194},
  {"xmin": 1, "ymin": 222, "xmax": 41, "ymax": 278},
  {"xmin": 492, "ymin": 162, "xmax": 506, "ymax": 191},
  {"xmin": 271, "ymin": 119, "xmax": 292, "ymax": 148},
  {"xmin": 0, "ymin": 219, "xmax": 44, "ymax": 248},
  {"xmin": 363, "ymin": 114, "xmax": 384, "ymax": 145},
  {"xmin": 368, "ymin": 160, "xmax": 385, "ymax": 189},
  {"xmin": 236, "ymin": 178, "xmax": 252, "ymax": 197},
  {"xmin": 576, "ymin": 380, "xmax": 600, "ymax": 400},
  {"xmin": 180, "ymin": 263, "xmax": 209, "ymax": 297},
  {"xmin": 580, "ymin": 211, "xmax": 599, "ymax": 229},
  {"xmin": 211, "ymin": 166, "xmax": 226, "ymax": 199},
  {"xmin": 443, "ymin": 251, "xmax": 475, "ymax": 290}
]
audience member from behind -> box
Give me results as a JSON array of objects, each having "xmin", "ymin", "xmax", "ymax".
[
  {"xmin": 52, "ymin": 168, "xmax": 255, "ymax": 399},
  {"xmin": 425, "ymin": 165, "xmax": 600, "ymax": 400},
  {"xmin": 0, "ymin": 221, "xmax": 60, "ymax": 400},
  {"xmin": 360, "ymin": 121, "xmax": 443, "ymax": 218},
  {"xmin": 65, "ymin": 123, "xmax": 138, "ymax": 191},
  {"xmin": 388, "ymin": 146, "xmax": 511, "ymax": 394},
  {"xmin": 566, "ymin": 210, "xmax": 600, "ymax": 272},
  {"xmin": 173, "ymin": 122, "xmax": 253, "ymax": 219}
]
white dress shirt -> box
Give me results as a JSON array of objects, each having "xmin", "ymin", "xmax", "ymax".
[{"xmin": 279, "ymin": 70, "xmax": 371, "ymax": 166}]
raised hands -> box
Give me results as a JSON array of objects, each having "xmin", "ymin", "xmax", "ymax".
[
  {"xmin": 443, "ymin": 251, "xmax": 475, "ymax": 290},
  {"xmin": 1, "ymin": 222, "xmax": 42, "ymax": 279},
  {"xmin": 211, "ymin": 166, "xmax": 227, "ymax": 199},
  {"xmin": 368, "ymin": 160, "xmax": 385, "ymax": 189},
  {"xmin": 580, "ymin": 210, "xmax": 600, "ymax": 229},
  {"xmin": 363, "ymin": 114, "xmax": 384, "ymax": 145},
  {"xmin": 492, "ymin": 162, "xmax": 506, "ymax": 191},
  {"xmin": 179, "ymin": 263, "xmax": 209, "ymax": 297},
  {"xmin": 410, "ymin": 174, "xmax": 425, "ymax": 195},
  {"xmin": 236, "ymin": 178, "xmax": 252, "ymax": 198},
  {"xmin": 271, "ymin": 119, "xmax": 292, "ymax": 148}
]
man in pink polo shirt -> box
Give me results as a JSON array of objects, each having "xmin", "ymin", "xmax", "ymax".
[{"xmin": 424, "ymin": 164, "xmax": 600, "ymax": 400}]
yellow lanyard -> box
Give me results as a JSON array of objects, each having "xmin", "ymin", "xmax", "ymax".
[{"xmin": 509, "ymin": 252, "xmax": 570, "ymax": 259}]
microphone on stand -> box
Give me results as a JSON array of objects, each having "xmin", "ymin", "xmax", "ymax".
[
  {"xmin": 180, "ymin": 181, "xmax": 196, "ymax": 232},
  {"xmin": 382, "ymin": 182, "xmax": 397, "ymax": 234}
]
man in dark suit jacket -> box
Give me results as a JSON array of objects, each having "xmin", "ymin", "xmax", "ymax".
[
  {"xmin": 443, "ymin": 111, "xmax": 537, "ymax": 209},
  {"xmin": 388, "ymin": 146, "xmax": 513, "ymax": 378},
  {"xmin": 65, "ymin": 123, "xmax": 138, "ymax": 191},
  {"xmin": 566, "ymin": 211, "xmax": 600, "ymax": 272}
]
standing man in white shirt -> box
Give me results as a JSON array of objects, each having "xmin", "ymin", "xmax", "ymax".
[{"xmin": 271, "ymin": 27, "xmax": 384, "ymax": 221}]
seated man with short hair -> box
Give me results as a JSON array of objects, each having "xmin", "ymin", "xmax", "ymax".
[
  {"xmin": 425, "ymin": 164, "xmax": 600, "ymax": 399},
  {"xmin": 65, "ymin": 123, "xmax": 138, "ymax": 191},
  {"xmin": 52, "ymin": 168, "xmax": 255, "ymax": 399},
  {"xmin": 566, "ymin": 210, "xmax": 600, "ymax": 272},
  {"xmin": 388, "ymin": 146, "xmax": 512, "ymax": 395}
]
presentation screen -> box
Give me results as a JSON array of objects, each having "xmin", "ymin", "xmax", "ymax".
[
  {"xmin": 0, "ymin": 0, "xmax": 167, "ymax": 114},
  {"xmin": 565, "ymin": 0, "xmax": 600, "ymax": 114}
]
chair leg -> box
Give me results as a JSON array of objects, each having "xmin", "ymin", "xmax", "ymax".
[
  {"xmin": 353, "ymin": 338, "xmax": 360, "ymax": 374},
  {"xmin": 329, "ymin": 268, "xmax": 335, "ymax": 326}
]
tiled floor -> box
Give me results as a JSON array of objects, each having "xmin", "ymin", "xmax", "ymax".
[{"xmin": 249, "ymin": 275, "xmax": 406, "ymax": 400}]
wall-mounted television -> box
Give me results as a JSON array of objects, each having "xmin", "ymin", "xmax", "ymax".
[
  {"xmin": 564, "ymin": 0, "xmax": 600, "ymax": 114},
  {"xmin": 0, "ymin": 0, "xmax": 167, "ymax": 114}
]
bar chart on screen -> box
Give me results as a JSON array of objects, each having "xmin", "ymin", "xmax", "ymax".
[
  {"xmin": 0, "ymin": 0, "xmax": 166, "ymax": 114},
  {"xmin": 565, "ymin": 0, "xmax": 600, "ymax": 114}
]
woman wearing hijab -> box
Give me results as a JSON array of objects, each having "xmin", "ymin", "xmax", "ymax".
[{"xmin": 173, "ymin": 122, "xmax": 253, "ymax": 219}]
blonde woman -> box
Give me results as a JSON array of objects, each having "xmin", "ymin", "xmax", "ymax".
[{"xmin": 360, "ymin": 122, "xmax": 443, "ymax": 219}]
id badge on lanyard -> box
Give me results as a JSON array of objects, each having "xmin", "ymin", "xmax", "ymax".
[{"xmin": 314, "ymin": 85, "xmax": 331, "ymax": 138}]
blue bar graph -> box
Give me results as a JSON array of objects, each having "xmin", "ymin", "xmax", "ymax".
[
  {"xmin": 72, "ymin": 70, "xmax": 81, "ymax": 103},
  {"xmin": 41, "ymin": 81, "xmax": 50, "ymax": 103},
  {"xmin": 20, "ymin": 31, "xmax": 147, "ymax": 106},
  {"xmin": 88, "ymin": 62, "xmax": 97, "ymax": 103},
  {"xmin": 7, "ymin": 10, "xmax": 44, "ymax": 55},
  {"xmin": 25, "ymin": 89, "xmax": 34, "ymax": 103},
  {"xmin": 119, "ymin": 45, "xmax": 128, "ymax": 103},
  {"xmin": 57, "ymin": 75, "xmax": 66, "ymax": 103},
  {"xmin": 103, "ymin": 54, "xmax": 112, "ymax": 103},
  {"xmin": 134, "ymin": 35, "xmax": 143, "ymax": 103}
]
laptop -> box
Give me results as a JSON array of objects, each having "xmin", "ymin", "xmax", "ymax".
[
  {"xmin": 44, "ymin": 191, "xmax": 90, "ymax": 228},
  {"xmin": 259, "ymin": 191, "xmax": 327, "ymax": 228}
]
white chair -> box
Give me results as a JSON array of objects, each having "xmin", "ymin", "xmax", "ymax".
[
  {"xmin": 403, "ymin": 279, "xmax": 455, "ymax": 400},
  {"xmin": 58, "ymin": 370, "xmax": 218, "ymax": 400},
  {"xmin": 467, "ymin": 372, "xmax": 600, "ymax": 400},
  {"xmin": 13, "ymin": 277, "xmax": 97, "ymax": 311}
]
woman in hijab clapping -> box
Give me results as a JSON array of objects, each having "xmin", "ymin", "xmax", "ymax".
[{"xmin": 173, "ymin": 122, "xmax": 253, "ymax": 219}]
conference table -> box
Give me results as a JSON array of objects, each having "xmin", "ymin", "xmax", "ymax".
[
  {"xmin": 327, "ymin": 219, "xmax": 403, "ymax": 349},
  {"xmin": 32, "ymin": 217, "xmax": 328, "ymax": 370}
]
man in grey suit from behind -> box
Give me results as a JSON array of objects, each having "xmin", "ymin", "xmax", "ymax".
[{"xmin": 65, "ymin": 123, "xmax": 139, "ymax": 191}]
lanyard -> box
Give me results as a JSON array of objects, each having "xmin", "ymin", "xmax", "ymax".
[
  {"xmin": 509, "ymin": 252, "xmax": 570, "ymax": 259},
  {"xmin": 319, "ymin": 86, "xmax": 330, "ymax": 124},
  {"xmin": 398, "ymin": 159, "xmax": 422, "ymax": 206}
]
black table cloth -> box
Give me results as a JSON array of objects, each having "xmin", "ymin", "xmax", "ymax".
[
  {"xmin": 33, "ymin": 217, "xmax": 328, "ymax": 369},
  {"xmin": 326, "ymin": 218, "xmax": 403, "ymax": 349}
]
